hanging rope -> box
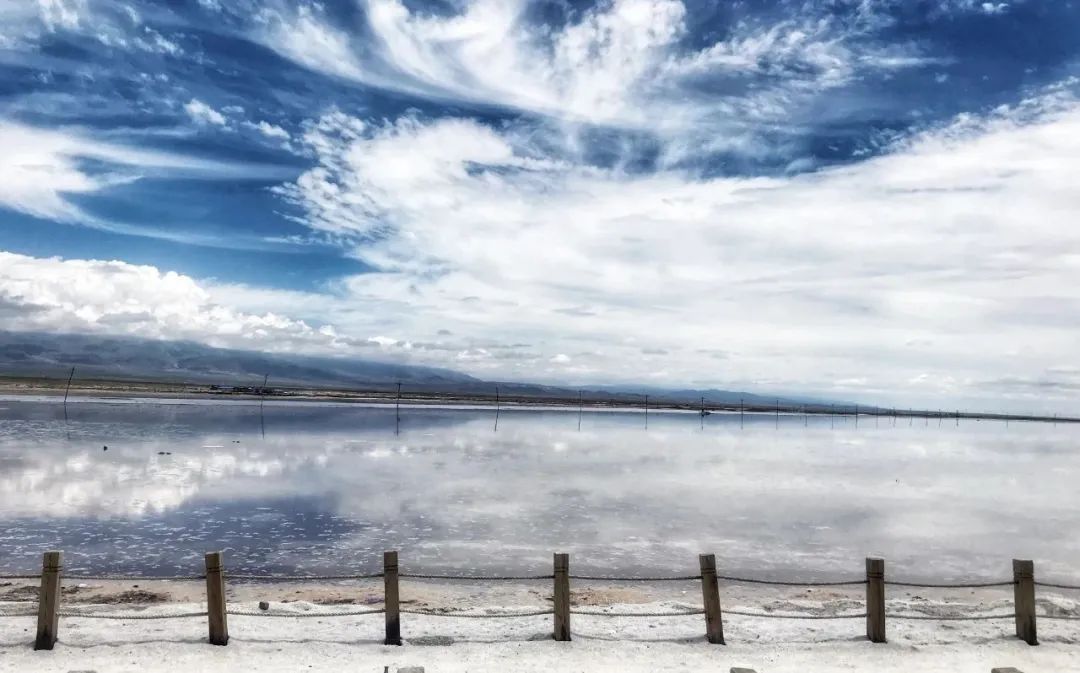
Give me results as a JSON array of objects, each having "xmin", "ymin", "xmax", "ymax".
[
  {"xmin": 57, "ymin": 610, "xmax": 208, "ymax": 620},
  {"xmin": 885, "ymin": 580, "xmax": 1014, "ymax": 588},
  {"xmin": 401, "ymin": 573, "xmax": 552, "ymax": 581},
  {"xmin": 886, "ymin": 612, "xmax": 1015, "ymax": 621},
  {"xmin": 569, "ymin": 575, "xmax": 701, "ymax": 582},
  {"xmin": 226, "ymin": 573, "xmax": 383, "ymax": 581},
  {"xmin": 718, "ymin": 576, "xmax": 866, "ymax": 587},
  {"xmin": 64, "ymin": 575, "xmax": 205, "ymax": 582},
  {"xmin": 227, "ymin": 607, "xmax": 386, "ymax": 618},
  {"xmin": 1034, "ymin": 580, "xmax": 1080, "ymax": 591},
  {"xmin": 570, "ymin": 607, "xmax": 705, "ymax": 617},
  {"xmin": 400, "ymin": 608, "xmax": 554, "ymax": 618},
  {"xmin": 724, "ymin": 609, "xmax": 866, "ymax": 620}
]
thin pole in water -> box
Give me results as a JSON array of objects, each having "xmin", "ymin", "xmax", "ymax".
[
  {"xmin": 938, "ymin": 409, "xmax": 942, "ymax": 427},
  {"xmin": 63, "ymin": 366, "xmax": 75, "ymax": 406},
  {"xmin": 494, "ymin": 386, "xmax": 500, "ymax": 432},
  {"xmin": 740, "ymin": 397, "xmax": 744, "ymax": 429},
  {"xmin": 259, "ymin": 373, "xmax": 269, "ymax": 439},
  {"xmin": 956, "ymin": 409, "xmax": 959, "ymax": 427},
  {"xmin": 578, "ymin": 390, "xmax": 583, "ymax": 431},
  {"xmin": 804, "ymin": 404, "xmax": 808, "ymax": 427},
  {"xmin": 644, "ymin": 394, "xmax": 649, "ymax": 430},
  {"xmin": 700, "ymin": 396, "xmax": 705, "ymax": 431},
  {"xmin": 830, "ymin": 404, "xmax": 835, "ymax": 429},
  {"xmin": 775, "ymin": 398, "xmax": 779, "ymax": 429},
  {"xmin": 855, "ymin": 404, "xmax": 859, "ymax": 428},
  {"xmin": 908, "ymin": 408, "xmax": 912, "ymax": 427},
  {"xmin": 396, "ymin": 381, "xmax": 401, "ymax": 435}
]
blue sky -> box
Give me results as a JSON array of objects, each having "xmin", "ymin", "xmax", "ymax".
[{"xmin": 1, "ymin": 0, "xmax": 1079, "ymax": 411}]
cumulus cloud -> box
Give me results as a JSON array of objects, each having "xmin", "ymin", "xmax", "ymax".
[
  {"xmin": 183, "ymin": 98, "xmax": 227, "ymax": 126},
  {"xmin": 0, "ymin": 252, "xmax": 343, "ymax": 353},
  {"xmin": 253, "ymin": 120, "xmax": 289, "ymax": 140}
]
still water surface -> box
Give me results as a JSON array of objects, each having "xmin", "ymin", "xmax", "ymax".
[{"xmin": 0, "ymin": 397, "xmax": 1077, "ymax": 582}]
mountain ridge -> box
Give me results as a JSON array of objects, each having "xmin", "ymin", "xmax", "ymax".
[{"xmin": 0, "ymin": 330, "xmax": 827, "ymax": 407}]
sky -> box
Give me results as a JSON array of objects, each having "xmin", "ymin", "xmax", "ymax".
[{"xmin": 0, "ymin": 0, "xmax": 1079, "ymax": 413}]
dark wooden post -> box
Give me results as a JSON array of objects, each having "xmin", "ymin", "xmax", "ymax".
[
  {"xmin": 384, "ymin": 550, "xmax": 401, "ymax": 645},
  {"xmin": 866, "ymin": 557, "xmax": 886, "ymax": 643},
  {"xmin": 34, "ymin": 550, "xmax": 62, "ymax": 651},
  {"xmin": 205, "ymin": 551, "xmax": 228, "ymax": 646},
  {"xmin": 699, "ymin": 554, "xmax": 725, "ymax": 644},
  {"xmin": 1013, "ymin": 559, "xmax": 1037, "ymax": 645},
  {"xmin": 553, "ymin": 552, "xmax": 571, "ymax": 641}
]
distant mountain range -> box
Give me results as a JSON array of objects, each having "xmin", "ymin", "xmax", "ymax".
[
  {"xmin": 0, "ymin": 330, "xmax": 831, "ymax": 408},
  {"xmin": 0, "ymin": 330, "xmax": 475, "ymax": 387}
]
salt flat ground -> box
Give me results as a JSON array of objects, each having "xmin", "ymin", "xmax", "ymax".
[
  {"xmin": 2, "ymin": 581, "xmax": 1078, "ymax": 672},
  {"xmin": 0, "ymin": 603, "xmax": 1075, "ymax": 673}
]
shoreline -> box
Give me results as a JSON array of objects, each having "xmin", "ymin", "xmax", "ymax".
[{"xmin": 2, "ymin": 377, "xmax": 1076, "ymax": 424}]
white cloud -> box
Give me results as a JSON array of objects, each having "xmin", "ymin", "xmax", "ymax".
[
  {"xmin": 980, "ymin": 2, "xmax": 1010, "ymax": 14},
  {"xmin": 183, "ymin": 98, "xmax": 226, "ymax": 125},
  {"xmin": 253, "ymin": 120, "xmax": 289, "ymax": 139},
  {"xmin": 265, "ymin": 86, "xmax": 1080, "ymax": 412},
  {"xmin": 36, "ymin": 0, "xmax": 85, "ymax": 31},
  {"xmin": 255, "ymin": 4, "xmax": 368, "ymax": 82},
  {"xmin": 0, "ymin": 252, "xmax": 343, "ymax": 353},
  {"xmin": 252, "ymin": 0, "xmax": 934, "ymax": 136},
  {"xmin": 0, "ymin": 121, "xmax": 286, "ymax": 228}
]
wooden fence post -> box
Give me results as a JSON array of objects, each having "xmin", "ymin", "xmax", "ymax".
[
  {"xmin": 34, "ymin": 550, "xmax": 62, "ymax": 651},
  {"xmin": 866, "ymin": 557, "xmax": 886, "ymax": 643},
  {"xmin": 384, "ymin": 550, "xmax": 401, "ymax": 646},
  {"xmin": 205, "ymin": 551, "xmax": 229, "ymax": 646},
  {"xmin": 699, "ymin": 554, "xmax": 725, "ymax": 644},
  {"xmin": 1013, "ymin": 559, "xmax": 1037, "ymax": 646},
  {"xmin": 553, "ymin": 552, "xmax": 571, "ymax": 641}
]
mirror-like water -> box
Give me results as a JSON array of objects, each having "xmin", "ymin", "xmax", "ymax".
[{"xmin": 1, "ymin": 397, "xmax": 1076, "ymax": 582}]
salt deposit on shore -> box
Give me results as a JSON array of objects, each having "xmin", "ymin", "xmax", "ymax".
[{"xmin": 2, "ymin": 580, "xmax": 1078, "ymax": 672}]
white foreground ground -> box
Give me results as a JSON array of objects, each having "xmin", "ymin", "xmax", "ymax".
[{"xmin": 2, "ymin": 580, "xmax": 1078, "ymax": 672}]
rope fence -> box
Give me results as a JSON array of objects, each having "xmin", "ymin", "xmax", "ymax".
[{"xmin": 7, "ymin": 551, "xmax": 1080, "ymax": 650}]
